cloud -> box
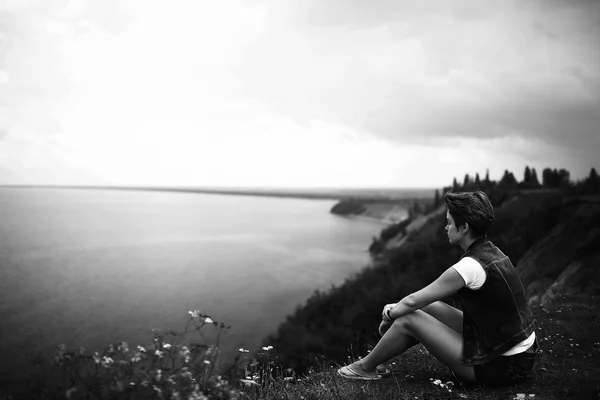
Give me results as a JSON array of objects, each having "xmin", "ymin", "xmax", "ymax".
[
  {"xmin": 1, "ymin": 0, "xmax": 598, "ymax": 187},
  {"xmin": 0, "ymin": 0, "xmax": 132, "ymax": 142},
  {"xmin": 237, "ymin": 0, "xmax": 600, "ymax": 152}
]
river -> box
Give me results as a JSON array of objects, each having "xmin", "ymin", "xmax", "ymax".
[{"xmin": 0, "ymin": 187, "xmax": 386, "ymax": 386}]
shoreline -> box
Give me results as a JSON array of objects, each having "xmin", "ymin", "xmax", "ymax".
[{"xmin": 0, "ymin": 184, "xmax": 435, "ymax": 202}]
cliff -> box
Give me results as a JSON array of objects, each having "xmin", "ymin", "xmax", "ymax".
[
  {"xmin": 517, "ymin": 197, "xmax": 600, "ymax": 305},
  {"xmin": 265, "ymin": 190, "xmax": 600, "ymax": 374}
]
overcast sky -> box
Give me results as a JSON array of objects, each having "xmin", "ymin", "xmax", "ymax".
[{"xmin": 1, "ymin": 0, "xmax": 598, "ymax": 188}]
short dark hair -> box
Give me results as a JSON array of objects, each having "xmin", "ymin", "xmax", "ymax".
[{"xmin": 444, "ymin": 190, "xmax": 495, "ymax": 237}]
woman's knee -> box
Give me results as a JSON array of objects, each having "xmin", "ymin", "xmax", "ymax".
[
  {"xmin": 421, "ymin": 301, "xmax": 446, "ymax": 314},
  {"xmin": 391, "ymin": 310, "xmax": 428, "ymax": 334},
  {"xmin": 379, "ymin": 320, "xmax": 392, "ymax": 336},
  {"xmin": 386, "ymin": 311, "xmax": 419, "ymax": 332}
]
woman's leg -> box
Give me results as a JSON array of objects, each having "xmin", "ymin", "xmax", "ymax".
[
  {"xmin": 421, "ymin": 301, "xmax": 463, "ymax": 334},
  {"xmin": 379, "ymin": 301, "xmax": 463, "ymax": 337},
  {"xmin": 360, "ymin": 310, "xmax": 476, "ymax": 382}
]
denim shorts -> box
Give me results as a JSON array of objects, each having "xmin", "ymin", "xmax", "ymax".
[{"xmin": 473, "ymin": 340, "xmax": 539, "ymax": 385}]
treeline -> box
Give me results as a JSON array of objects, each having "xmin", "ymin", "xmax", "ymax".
[
  {"xmin": 262, "ymin": 166, "xmax": 598, "ymax": 372},
  {"xmin": 422, "ymin": 166, "xmax": 600, "ymax": 213}
]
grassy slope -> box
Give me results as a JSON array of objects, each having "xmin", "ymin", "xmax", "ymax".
[
  {"xmin": 250, "ymin": 192, "xmax": 599, "ymax": 399},
  {"xmin": 242, "ymin": 293, "xmax": 600, "ymax": 400}
]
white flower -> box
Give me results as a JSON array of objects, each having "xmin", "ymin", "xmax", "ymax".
[
  {"xmin": 262, "ymin": 345, "xmax": 274, "ymax": 351},
  {"xmin": 188, "ymin": 390, "xmax": 209, "ymax": 400},
  {"xmin": 101, "ymin": 356, "xmax": 114, "ymax": 367},
  {"xmin": 204, "ymin": 317, "xmax": 214, "ymax": 324},
  {"xmin": 188, "ymin": 310, "xmax": 201, "ymax": 318},
  {"xmin": 239, "ymin": 379, "xmax": 258, "ymax": 387},
  {"xmin": 65, "ymin": 387, "xmax": 77, "ymax": 399},
  {"xmin": 155, "ymin": 350, "xmax": 164, "ymax": 358},
  {"xmin": 238, "ymin": 348, "xmax": 250, "ymax": 353},
  {"xmin": 163, "ymin": 343, "xmax": 172, "ymax": 349},
  {"xmin": 137, "ymin": 346, "xmax": 146, "ymax": 353}
]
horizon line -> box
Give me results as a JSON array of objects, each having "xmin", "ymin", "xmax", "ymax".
[{"xmin": 0, "ymin": 184, "xmax": 438, "ymax": 201}]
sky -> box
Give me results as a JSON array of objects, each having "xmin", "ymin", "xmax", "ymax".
[{"xmin": 0, "ymin": 0, "xmax": 599, "ymax": 189}]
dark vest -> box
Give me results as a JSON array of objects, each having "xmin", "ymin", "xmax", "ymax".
[{"xmin": 458, "ymin": 237, "xmax": 536, "ymax": 365}]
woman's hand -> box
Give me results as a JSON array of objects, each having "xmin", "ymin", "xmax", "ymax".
[{"xmin": 381, "ymin": 303, "xmax": 397, "ymax": 322}]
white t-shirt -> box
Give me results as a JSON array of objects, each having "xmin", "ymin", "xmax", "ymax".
[{"xmin": 452, "ymin": 257, "xmax": 536, "ymax": 356}]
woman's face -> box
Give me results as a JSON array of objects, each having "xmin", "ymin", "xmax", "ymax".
[{"xmin": 445, "ymin": 211, "xmax": 462, "ymax": 245}]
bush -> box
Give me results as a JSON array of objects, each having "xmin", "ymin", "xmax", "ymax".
[{"xmin": 26, "ymin": 312, "xmax": 244, "ymax": 400}]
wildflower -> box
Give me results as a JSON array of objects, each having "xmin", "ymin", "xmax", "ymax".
[
  {"xmin": 180, "ymin": 346, "xmax": 191, "ymax": 363},
  {"xmin": 204, "ymin": 360, "xmax": 211, "ymax": 364},
  {"xmin": 238, "ymin": 348, "xmax": 250, "ymax": 353},
  {"xmin": 93, "ymin": 352, "xmax": 101, "ymax": 364},
  {"xmin": 118, "ymin": 342, "xmax": 129, "ymax": 352},
  {"xmin": 188, "ymin": 390, "xmax": 209, "ymax": 400},
  {"xmin": 156, "ymin": 369, "xmax": 162, "ymax": 380},
  {"xmin": 163, "ymin": 343, "xmax": 172, "ymax": 349},
  {"xmin": 204, "ymin": 317, "xmax": 214, "ymax": 324},
  {"xmin": 181, "ymin": 369, "xmax": 193, "ymax": 380},
  {"xmin": 155, "ymin": 350, "xmax": 164, "ymax": 358},
  {"xmin": 262, "ymin": 345, "xmax": 274, "ymax": 351},
  {"xmin": 188, "ymin": 310, "xmax": 201, "ymax": 318},
  {"xmin": 101, "ymin": 356, "xmax": 114, "ymax": 367},
  {"xmin": 131, "ymin": 355, "xmax": 141, "ymax": 363},
  {"xmin": 65, "ymin": 387, "xmax": 77, "ymax": 399},
  {"xmin": 239, "ymin": 379, "xmax": 259, "ymax": 387},
  {"xmin": 137, "ymin": 346, "xmax": 146, "ymax": 353}
]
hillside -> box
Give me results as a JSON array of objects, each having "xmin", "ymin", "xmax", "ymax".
[{"xmin": 264, "ymin": 190, "xmax": 600, "ymax": 378}]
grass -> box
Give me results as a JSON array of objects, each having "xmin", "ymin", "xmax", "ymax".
[
  {"xmin": 239, "ymin": 293, "xmax": 600, "ymax": 400},
  {"xmin": 1, "ymin": 293, "xmax": 597, "ymax": 399}
]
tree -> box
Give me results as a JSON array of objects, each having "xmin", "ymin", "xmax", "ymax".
[
  {"xmin": 463, "ymin": 174, "xmax": 471, "ymax": 189},
  {"xmin": 542, "ymin": 168, "xmax": 553, "ymax": 187},
  {"xmin": 585, "ymin": 168, "xmax": 600, "ymax": 193},
  {"xmin": 434, "ymin": 189, "xmax": 441, "ymax": 208},
  {"xmin": 499, "ymin": 169, "xmax": 518, "ymax": 191},
  {"xmin": 485, "ymin": 169, "xmax": 490, "ymax": 184},
  {"xmin": 531, "ymin": 168, "xmax": 540, "ymax": 188},
  {"xmin": 558, "ymin": 169, "xmax": 570, "ymax": 187},
  {"xmin": 475, "ymin": 173, "xmax": 481, "ymax": 186},
  {"xmin": 452, "ymin": 177, "xmax": 458, "ymax": 191},
  {"xmin": 523, "ymin": 166, "xmax": 532, "ymax": 186}
]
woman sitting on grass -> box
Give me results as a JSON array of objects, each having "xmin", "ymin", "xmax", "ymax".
[{"xmin": 338, "ymin": 190, "xmax": 538, "ymax": 385}]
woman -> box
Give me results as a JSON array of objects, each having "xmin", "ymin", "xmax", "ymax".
[{"xmin": 338, "ymin": 190, "xmax": 538, "ymax": 385}]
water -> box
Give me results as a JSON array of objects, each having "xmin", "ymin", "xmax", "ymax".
[{"xmin": 0, "ymin": 188, "xmax": 384, "ymax": 384}]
